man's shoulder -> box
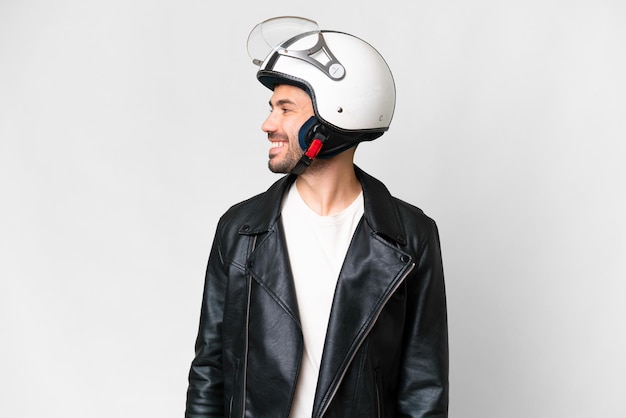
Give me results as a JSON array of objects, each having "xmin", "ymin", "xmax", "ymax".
[
  {"xmin": 357, "ymin": 167, "xmax": 439, "ymax": 248},
  {"xmin": 358, "ymin": 167, "xmax": 434, "ymax": 222},
  {"xmin": 391, "ymin": 195, "xmax": 437, "ymax": 228},
  {"xmin": 391, "ymin": 195, "xmax": 428, "ymax": 218}
]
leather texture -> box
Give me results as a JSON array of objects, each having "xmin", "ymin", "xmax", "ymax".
[{"xmin": 185, "ymin": 166, "xmax": 448, "ymax": 417}]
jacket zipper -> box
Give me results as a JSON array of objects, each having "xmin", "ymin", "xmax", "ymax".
[
  {"xmin": 318, "ymin": 262, "xmax": 416, "ymax": 417},
  {"xmin": 241, "ymin": 235, "xmax": 257, "ymax": 418}
]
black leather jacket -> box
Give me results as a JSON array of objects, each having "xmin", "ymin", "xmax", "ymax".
[{"xmin": 186, "ymin": 166, "xmax": 448, "ymax": 417}]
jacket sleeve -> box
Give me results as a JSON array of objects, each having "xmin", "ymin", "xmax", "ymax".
[
  {"xmin": 397, "ymin": 219, "xmax": 449, "ymax": 417},
  {"xmin": 185, "ymin": 225, "xmax": 228, "ymax": 418}
]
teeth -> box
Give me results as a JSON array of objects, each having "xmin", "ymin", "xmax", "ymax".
[{"xmin": 271, "ymin": 142, "xmax": 285, "ymax": 148}]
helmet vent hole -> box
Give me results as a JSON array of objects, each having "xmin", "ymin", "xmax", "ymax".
[{"xmin": 337, "ymin": 107, "xmax": 343, "ymax": 113}]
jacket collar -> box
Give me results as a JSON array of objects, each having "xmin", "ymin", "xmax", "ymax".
[{"xmin": 238, "ymin": 165, "xmax": 407, "ymax": 247}]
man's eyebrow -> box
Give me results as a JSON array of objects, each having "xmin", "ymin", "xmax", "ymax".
[{"xmin": 269, "ymin": 99, "xmax": 296, "ymax": 108}]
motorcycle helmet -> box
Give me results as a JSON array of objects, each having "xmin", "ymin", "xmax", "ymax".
[{"xmin": 247, "ymin": 16, "xmax": 396, "ymax": 173}]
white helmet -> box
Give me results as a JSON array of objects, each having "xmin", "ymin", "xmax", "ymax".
[{"xmin": 247, "ymin": 17, "xmax": 396, "ymax": 170}]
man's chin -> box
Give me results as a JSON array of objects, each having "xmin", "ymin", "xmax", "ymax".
[
  {"xmin": 268, "ymin": 161, "xmax": 292, "ymax": 174},
  {"xmin": 268, "ymin": 156, "xmax": 299, "ymax": 174}
]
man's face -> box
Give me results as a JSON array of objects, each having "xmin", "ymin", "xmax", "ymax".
[{"xmin": 262, "ymin": 84, "xmax": 315, "ymax": 174}]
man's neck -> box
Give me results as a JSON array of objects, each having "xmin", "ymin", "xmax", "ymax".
[{"xmin": 294, "ymin": 150, "xmax": 361, "ymax": 216}]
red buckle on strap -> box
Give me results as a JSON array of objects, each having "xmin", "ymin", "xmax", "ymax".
[{"xmin": 305, "ymin": 139, "xmax": 324, "ymax": 159}]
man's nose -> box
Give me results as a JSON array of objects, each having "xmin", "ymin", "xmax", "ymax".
[{"xmin": 261, "ymin": 111, "xmax": 278, "ymax": 133}]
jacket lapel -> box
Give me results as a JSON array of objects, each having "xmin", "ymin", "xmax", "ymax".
[
  {"xmin": 246, "ymin": 219, "xmax": 301, "ymax": 326},
  {"xmin": 312, "ymin": 220, "xmax": 413, "ymax": 415},
  {"xmin": 239, "ymin": 173, "xmax": 302, "ymax": 326},
  {"xmin": 312, "ymin": 166, "xmax": 413, "ymax": 415}
]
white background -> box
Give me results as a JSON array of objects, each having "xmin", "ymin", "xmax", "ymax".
[{"xmin": 1, "ymin": 1, "xmax": 625, "ymax": 417}]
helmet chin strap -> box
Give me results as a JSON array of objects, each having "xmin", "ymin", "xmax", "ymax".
[{"xmin": 291, "ymin": 117, "xmax": 329, "ymax": 175}]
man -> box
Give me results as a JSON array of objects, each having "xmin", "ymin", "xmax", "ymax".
[{"xmin": 186, "ymin": 17, "xmax": 448, "ymax": 417}]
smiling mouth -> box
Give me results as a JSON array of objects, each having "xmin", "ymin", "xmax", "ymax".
[{"xmin": 270, "ymin": 142, "xmax": 287, "ymax": 148}]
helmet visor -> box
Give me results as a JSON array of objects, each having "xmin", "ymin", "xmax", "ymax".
[{"xmin": 247, "ymin": 16, "xmax": 319, "ymax": 65}]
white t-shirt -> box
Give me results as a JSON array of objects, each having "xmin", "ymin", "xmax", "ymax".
[{"xmin": 280, "ymin": 182, "xmax": 364, "ymax": 418}]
